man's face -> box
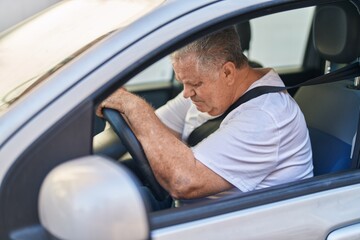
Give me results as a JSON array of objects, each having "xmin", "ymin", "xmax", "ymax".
[{"xmin": 173, "ymin": 55, "xmax": 232, "ymax": 116}]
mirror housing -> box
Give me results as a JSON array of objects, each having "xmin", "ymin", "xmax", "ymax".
[{"xmin": 38, "ymin": 155, "xmax": 149, "ymax": 240}]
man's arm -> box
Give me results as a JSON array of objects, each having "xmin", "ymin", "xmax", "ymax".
[
  {"xmin": 163, "ymin": 125, "xmax": 181, "ymax": 140},
  {"xmin": 97, "ymin": 88, "xmax": 233, "ymax": 199}
]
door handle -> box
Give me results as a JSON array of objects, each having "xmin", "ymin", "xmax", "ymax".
[{"xmin": 328, "ymin": 223, "xmax": 360, "ymax": 240}]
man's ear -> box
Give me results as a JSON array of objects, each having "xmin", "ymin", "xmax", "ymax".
[{"xmin": 222, "ymin": 61, "xmax": 236, "ymax": 86}]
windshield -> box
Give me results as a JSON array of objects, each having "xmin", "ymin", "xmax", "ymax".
[{"xmin": 0, "ymin": 0, "xmax": 164, "ymax": 115}]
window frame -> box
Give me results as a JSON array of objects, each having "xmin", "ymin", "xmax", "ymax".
[{"xmin": 87, "ymin": 0, "xmax": 360, "ymax": 228}]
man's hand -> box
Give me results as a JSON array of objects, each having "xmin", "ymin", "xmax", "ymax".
[{"xmin": 96, "ymin": 87, "xmax": 128, "ymax": 118}]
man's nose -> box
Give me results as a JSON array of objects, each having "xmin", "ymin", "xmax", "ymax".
[{"xmin": 183, "ymin": 85, "xmax": 195, "ymax": 98}]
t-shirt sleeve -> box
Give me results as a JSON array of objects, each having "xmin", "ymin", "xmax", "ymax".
[
  {"xmin": 155, "ymin": 91, "xmax": 191, "ymax": 134},
  {"xmin": 192, "ymin": 109, "xmax": 280, "ymax": 192}
]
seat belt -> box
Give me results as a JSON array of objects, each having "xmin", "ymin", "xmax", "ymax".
[
  {"xmin": 187, "ymin": 62, "xmax": 360, "ymax": 147},
  {"xmin": 351, "ymin": 111, "xmax": 360, "ymax": 169}
]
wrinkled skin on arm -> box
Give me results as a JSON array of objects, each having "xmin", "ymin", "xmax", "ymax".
[{"xmin": 97, "ymin": 88, "xmax": 233, "ymax": 199}]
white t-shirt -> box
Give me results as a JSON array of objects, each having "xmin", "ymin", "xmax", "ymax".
[{"xmin": 156, "ymin": 70, "xmax": 313, "ymax": 200}]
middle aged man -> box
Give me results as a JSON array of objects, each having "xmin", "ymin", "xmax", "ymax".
[{"xmin": 97, "ymin": 26, "xmax": 313, "ymax": 210}]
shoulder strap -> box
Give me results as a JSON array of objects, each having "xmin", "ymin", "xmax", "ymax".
[
  {"xmin": 223, "ymin": 62, "xmax": 360, "ymax": 119},
  {"xmin": 187, "ymin": 62, "xmax": 360, "ymax": 147},
  {"xmin": 351, "ymin": 111, "xmax": 360, "ymax": 169}
]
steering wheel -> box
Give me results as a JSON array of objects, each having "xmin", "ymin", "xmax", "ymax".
[{"xmin": 102, "ymin": 108, "xmax": 168, "ymax": 201}]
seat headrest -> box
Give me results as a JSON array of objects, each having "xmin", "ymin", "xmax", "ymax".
[
  {"xmin": 235, "ymin": 21, "xmax": 251, "ymax": 51},
  {"xmin": 313, "ymin": 1, "xmax": 360, "ymax": 63}
]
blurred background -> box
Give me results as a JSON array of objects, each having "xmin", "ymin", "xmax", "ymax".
[{"xmin": 0, "ymin": 0, "xmax": 60, "ymax": 33}]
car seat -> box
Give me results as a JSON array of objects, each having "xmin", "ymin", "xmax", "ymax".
[
  {"xmin": 235, "ymin": 21, "xmax": 263, "ymax": 68},
  {"xmin": 294, "ymin": 1, "xmax": 360, "ymax": 175}
]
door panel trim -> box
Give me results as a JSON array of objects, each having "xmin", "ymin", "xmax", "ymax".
[
  {"xmin": 152, "ymin": 182, "xmax": 360, "ymax": 240},
  {"xmin": 328, "ymin": 223, "xmax": 360, "ymax": 240},
  {"xmin": 151, "ymin": 171, "xmax": 360, "ymax": 229}
]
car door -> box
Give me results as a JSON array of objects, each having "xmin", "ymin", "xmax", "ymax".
[
  {"xmin": 110, "ymin": 1, "xmax": 359, "ymax": 239},
  {"xmin": 92, "ymin": 0, "xmax": 359, "ymax": 239}
]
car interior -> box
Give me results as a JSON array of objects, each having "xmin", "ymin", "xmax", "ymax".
[
  {"xmin": 0, "ymin": 0, "xmax": 359, "ymax": 239},
  {"xmin": 94, "ymin": 1, "xmax": 360, "ymax": 179},
  {"xmin": 148, "ymin": 1, "xmax": 360, "ymax": 228},
  {"xmin": 294, "ymin": 1, "xmax": 360, "ymax": 175}
]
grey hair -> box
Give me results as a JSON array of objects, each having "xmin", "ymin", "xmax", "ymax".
[{"xmin": 171, "ymin": 26, "xmax": 248, "ymax": 71}]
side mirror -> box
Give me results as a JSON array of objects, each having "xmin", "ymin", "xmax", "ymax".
[{"xmin": 38, "ymin": 155, "xmax": 149, "ymax": 240}]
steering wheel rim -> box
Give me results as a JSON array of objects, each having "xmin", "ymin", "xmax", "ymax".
[{"xmin": 102, "ymin": 108, "xmax": 168, "ymax": 201}]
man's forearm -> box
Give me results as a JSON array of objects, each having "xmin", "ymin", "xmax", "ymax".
[
  {"xmin": 123, "ymin": 95, "xmax": 198, "ymax": 197},
  {"xmin": 98, "ymin": 89, "xmax": 232, "ymax": 199}
]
